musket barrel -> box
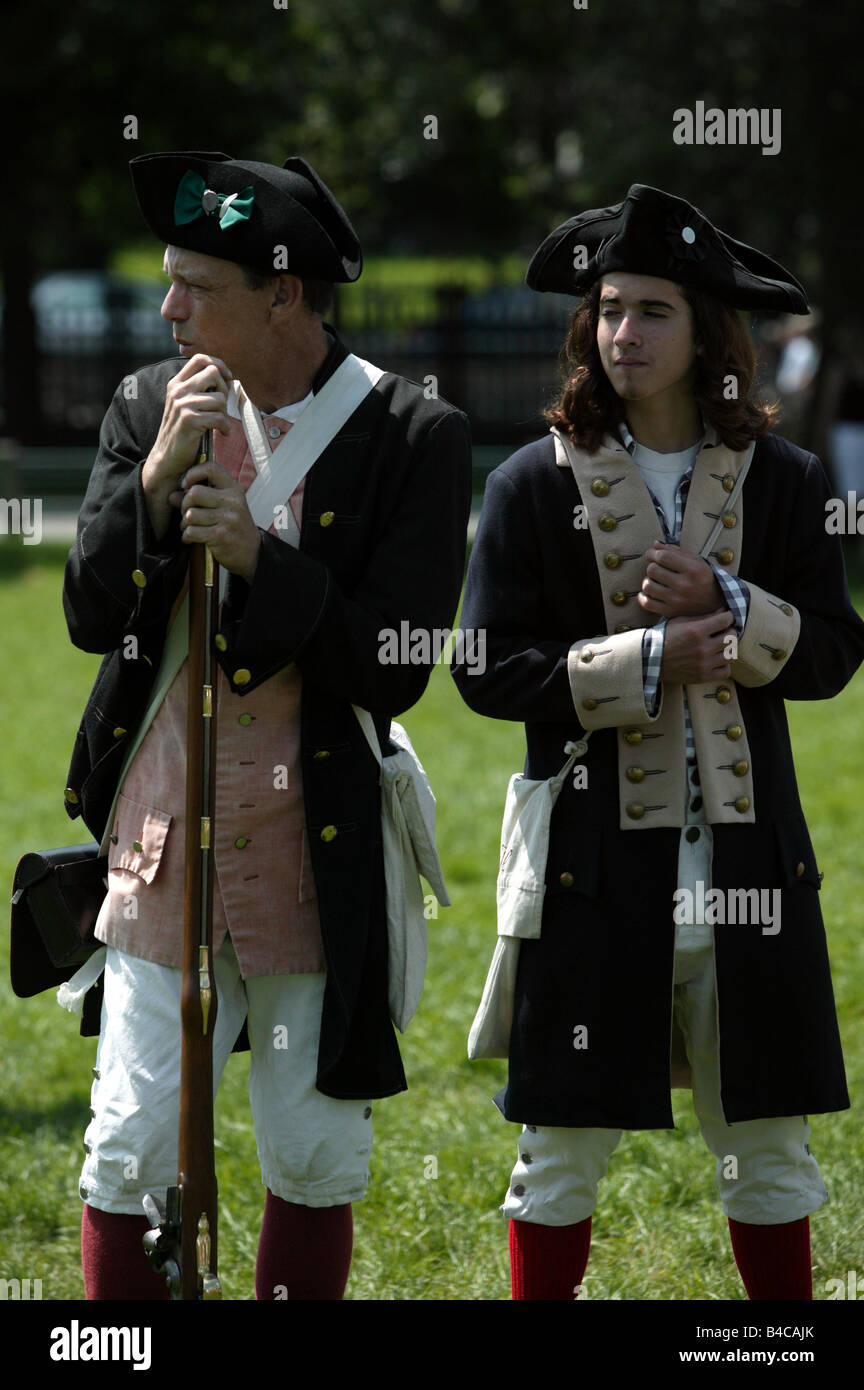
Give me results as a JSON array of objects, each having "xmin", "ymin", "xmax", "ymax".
[{"xmin": 177, "ymin": 427, "xmax": 222, "ymax": 1299}]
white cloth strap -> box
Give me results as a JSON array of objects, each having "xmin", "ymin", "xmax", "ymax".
[{"xmin": 239, "ymin": 353, "xmax": 384, "ymax": 538}]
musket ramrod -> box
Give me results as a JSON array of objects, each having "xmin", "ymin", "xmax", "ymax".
[{"xmin": 143, "ymin": 427, "xmax": 223, "ymax": 1299}]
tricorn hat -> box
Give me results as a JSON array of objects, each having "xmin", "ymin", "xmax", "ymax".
[
  {"xmin": 129, "ymin": 150, "xmax": 362, "ymax": 282},
  {"xmin": 526, "ymin": 184, "xmax": 808, "ymax": 313}
]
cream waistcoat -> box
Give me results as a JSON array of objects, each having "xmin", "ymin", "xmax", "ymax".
[{"xmin": 554, "ymin": 427, "xmax": 801, "ymax": 830}]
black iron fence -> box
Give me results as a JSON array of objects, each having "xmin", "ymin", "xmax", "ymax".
[
  {"xmin": 0, "ymin": 276, "xmax": 577, "ymax": 452},
  {"xmin": 332, "ymin": 282, "xmax": 576, "ymax": 446}
]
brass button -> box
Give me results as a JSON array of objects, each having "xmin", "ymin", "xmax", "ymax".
[
  {"xmin": 238, "ymin": 713, "xmax": 253, "ymax": 726},
  {"xmin": 732, "ymin": 759, "xmax": 749, "ymax": 777},
  {"xmin": 131, "ymin": 569, "xmax": 147, "ymax": 588},
  {"xmin": 591, "ymin": 478, "xmax": 610, "ymax": 497},
  {"xmin": 582, "ymin": 698, "xmax": 598, "ymax": 711},
  {"xmin": 559, "ymin": 872, "xmax": 574, "ymax": 888},
  {"xmin": 233, "ymin": 668, "xmax": 251, "ymax": 686},
  {"xmin": 214, "ymin": 634, "xmax": 227, "ymax": 652},
  {"xmin": 112, "ymin": 727, "xmax": 126, "ymax": 739},
  {"xmin": 603, "ymin": 552, "xmax": 621, "ymax": 570},
  {"xmin": 780, "ymin": 603, "xmax": 793, "ymax": 617},
  {"xmin": 734, "ymin": 796, "xmax": 750, "ymax": 813},
  {"xmin": 625, "ymin": 766, "xmax": 645, "ymax": 783},
  {"xmin": 319, "ymin": 511, "xmax": 335, "ymax": 527},
  {"xmin": 772, "ymin": 649, "xmax": 787, "ymax": 661},
  {"xmin": 598, "ymin": 513, "xmax": 617, "ymax": 532},
  {"xmin": 715, "ymin": 685, "xmax": 731, "ymax": 704},
  {"xmin": 313, "ymin": 749, "xmax": 331, "ymax": 761},
  {"xmin": 624, "ymin": 729, "xmax": 642, "ymax": 745},
  {"xmin": 132, "ymin": 840, "xmax": 143, "ymax": 852},
  {"xmin": 721, "ymin": 512, "xmax": 737, "ymax": 529},
  {"xmin": 64, "ymin": 786, "xmax": 80, "ymax": 805},
  {"xmin": 611, "ymin": 590, "xmax": 627, "ymax": 606},
  {"xmin": 234, "ymin": 836, "xmax": 249, "ymax": 849},
  {"xmin": 625, "ymin": 803, "xmax": 645, "ymax": 820},
  {"xmin": 579, "ymin": 648, "xmax": 594, "ymax": 663},
  {"xmin": 725, "ymin": 723, "xmax": 742, "ymax": 741},
  {"xmin": 717, "ymin": 548, "xmax": 734, "ymax": 565},
  {"xmin": 614, "ymin": 623, "xmax": 631, "ymax": 633},
  {"xmin": 722, "ymin": 474, "xmax": 736, "ymax": 493},
  {"xmin": 795, "ymin": 861, "xmax": 805, "ymax": 877},
  {"xmin": 320, "ymin": 825, "xmax": 338, "ymax": 842}
]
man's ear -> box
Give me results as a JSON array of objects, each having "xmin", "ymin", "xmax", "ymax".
[{"xmin": 271, "ymin": 274, "xmax": 304, "ymax": 312}]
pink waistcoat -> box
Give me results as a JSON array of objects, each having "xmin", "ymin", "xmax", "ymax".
[{"xmin": 95, "ymin": 412, "xmax": 324, "ymax": 977}]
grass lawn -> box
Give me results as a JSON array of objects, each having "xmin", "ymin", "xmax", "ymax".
[{"xmin": 1, "ymin": 540, "xmax": 862, "ymax": 1302}]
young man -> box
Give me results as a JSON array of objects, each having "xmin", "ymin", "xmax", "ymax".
[
  {"xmin": 452, "ymin": 185, "xmax": 864, "ymax": 1301},
  {"xmin": 62, "ymin": 151, "xmax": 471, "ymax": 1299}
]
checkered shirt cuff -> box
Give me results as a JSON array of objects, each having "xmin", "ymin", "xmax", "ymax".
[
  {"xmin": 641, "ymin": 622, "xmax": 666, "ymax": 716},
  {"xmin": 711, "ymin": 565, "xmax": 750, "ymax": 633}
]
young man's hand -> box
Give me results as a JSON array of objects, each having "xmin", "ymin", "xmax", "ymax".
[
  {"xmin": 661, "ymin": 609, "xmax": 736, "ymax": 685},
  {"xmin": 638, "ymin": 541, "xmax": 725, "ymax": 618}
]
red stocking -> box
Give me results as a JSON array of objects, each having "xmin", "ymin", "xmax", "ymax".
[
  {"xmin": 728, "ymin": 1216, "xmax": 812, "ymax": 1300},
  {"xmin": 81, "ymin": 1204, "xmax": 172, "ymax": 1301},
  {"xmin": 509, "ymin": 1215, "xmax": 592, "ymax": 1301},
  {"xmin": 255, "ymin": 1189, "xmax": 353, "ymax": 1300}
]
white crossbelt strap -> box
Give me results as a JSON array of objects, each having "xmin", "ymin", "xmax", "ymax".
[
  {"xmin": 234, "ymin": 353, "xmax": 384, "ymax": 565},
  {"xmin": 98, "ymin": 352, "xmax": 385, "ymax": 852}
]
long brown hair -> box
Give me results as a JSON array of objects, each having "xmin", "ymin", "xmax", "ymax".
[{"xmin": 544, "ymin": 280, "xmax": 778, "ymax": 453}]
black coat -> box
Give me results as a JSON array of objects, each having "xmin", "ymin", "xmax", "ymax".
[
  {"xmin": 63, "ymin": 330, "xmax": 472, "ymax": 1100},
  {"xmin": 452, "ymin": 430, "xmax": 864, "ymax": 1128}
]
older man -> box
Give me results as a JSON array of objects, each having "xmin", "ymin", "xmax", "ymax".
[
  {"xmin": 63, "ymin": 151, "xmax": 471, "ymax": 1299},
  {"xmin": 453, "ymin": 185, "xmax": 864, "ymax": 1301}
]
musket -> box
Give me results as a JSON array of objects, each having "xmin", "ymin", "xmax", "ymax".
[{"xmin": 143, "ymin": 427, "xmax": 222, "ymax": 1299}]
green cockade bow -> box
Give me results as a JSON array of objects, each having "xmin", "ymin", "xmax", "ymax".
[{"xmin": 173, "ymin": 170, "xmax": 255, "ymax": 230}]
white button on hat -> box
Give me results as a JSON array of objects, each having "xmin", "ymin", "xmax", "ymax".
[{"xmin": 681, "ymin": 226, "xmax": 696, "ymax": 244}]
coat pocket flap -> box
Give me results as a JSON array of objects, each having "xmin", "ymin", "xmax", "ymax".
[{"xmin": 108, "ymin": 794, "xmax": 172, "ymax": 885}]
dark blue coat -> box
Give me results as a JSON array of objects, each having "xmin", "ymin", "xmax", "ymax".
[
  {"xmin": 452, "ymin": 430, "xmax": 864, "ymax": 1128},
  {"xmin": 63, "ymin": 330, "xmax": 472, "ymax": 1100}
]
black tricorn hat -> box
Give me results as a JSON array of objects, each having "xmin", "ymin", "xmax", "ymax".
[
  {"xmin": 526, "ymin": 184, "xmax": 808, "ymax": 313},
  {"xmin": 129, "ymin": 150, "xmax": 362, "ymax": 282}
]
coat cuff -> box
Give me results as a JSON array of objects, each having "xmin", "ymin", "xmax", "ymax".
[
  {"xmin": 568, "ymin": 628, "xmax": 663, "ymax": 729},
  {"xmin": 730, "ymin": 581, "xmax": 801, "ymax": 687}
]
